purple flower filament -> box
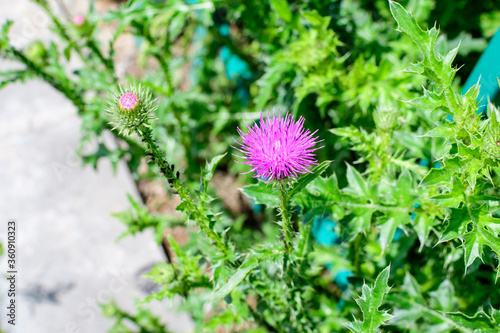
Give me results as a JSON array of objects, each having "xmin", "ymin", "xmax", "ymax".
[{"xmin": 233, "ymin": 110, "xmax": 323, "ymax": 182}]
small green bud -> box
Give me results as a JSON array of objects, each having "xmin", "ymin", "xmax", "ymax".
[
  {"xmin": 68, "ymin": 14, "xmax": 96, "ymax": 37},
  {"xmin": 25, "ymin": 41, "xmax": 47, "ymax": 66},
  {"xmin": 143, "ymin": 262, "xmax": 175, "ymax": 285},
  {"xmin": 105, "ymin": 84, "xmax": 157, "ymax": 135},
  {"xmin": 101, "ymin": 302, "xmax": 118, "ymax": 318},
  {"xmin": 373, "ymin": 106, "xmax": 397, "ymax": 132}
]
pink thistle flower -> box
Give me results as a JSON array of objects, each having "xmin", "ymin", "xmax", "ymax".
[
  {"xmin": 73, "ymin": 14, "xmax": 85, "ymax": 26},
  {"xmin": 233, "ymin": 110, "xmax": 323, "ymax": 182},
  {"xmin": 118, "ymin": 92, "xmax": 139, "ymax": 111}
]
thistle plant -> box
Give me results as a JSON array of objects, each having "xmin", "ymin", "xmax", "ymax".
[
  {"xmin": 233, "ymin": 110, "xmax": 323, "ymax": 256},
  {"xmin": 4, "ymin": 0, "xmax": 500, "ymax": 331},
  {"xmin": 105, "ymin": 84, "xmax": 231, "ymax": 257}
]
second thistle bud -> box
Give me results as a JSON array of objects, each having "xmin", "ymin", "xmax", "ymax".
[
  {"xmin": 72, "ymin": 14, "xmax": 85, "ymax": 26},
  {"xmin": 105, "ymin": 84, "xmax": 157, "ymax": 135}
]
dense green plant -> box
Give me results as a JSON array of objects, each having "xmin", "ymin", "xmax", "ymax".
[{"xmin": 2, "ymin": 0, "xmax": 500, "ymax": 332}]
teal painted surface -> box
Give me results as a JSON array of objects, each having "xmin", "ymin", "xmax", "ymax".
[
  {"xmin": 461, "ymin": 27, "xmax": 500, "ymax": 113},
  {"xmin": 312, "ymin": 216, "xmax": 339, "ymax": 246}
]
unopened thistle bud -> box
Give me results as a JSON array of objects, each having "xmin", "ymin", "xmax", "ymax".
[
  {"xmin": 73, "ymin": 14, "xmax": 85, "ymax": 26},
  {"xmin": 373, "ymin": 106, "xmax": 397, "ymax": 132},
  {"xmin": 105, "ymin": 84, "xmax": 157, "ymax": 135}
]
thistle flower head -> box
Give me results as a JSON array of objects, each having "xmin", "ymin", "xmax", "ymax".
[
  {"xmin": 233, "ymin": 110, "xmax": 323, "ymax": 182},
  {"xmin": 118, "ymin": 93, "xmax": 139, "ymax": 111},
  {"xmin": 105, "ymin": 84, "xmax": 157, "ymax": 135},
  {"xmin": 73, "ymin": 14, "xmax": 85, "ymax": 26}
]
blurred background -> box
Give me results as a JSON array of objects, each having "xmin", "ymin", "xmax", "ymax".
[{"xmin": 1, "ymin": 0, "xmax": 500, "ymax": 332}]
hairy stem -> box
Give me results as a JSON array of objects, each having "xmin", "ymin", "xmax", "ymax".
[
  {"xmin": 278, "ymin": 182, "xmax": 293, "ymax": 257},
  {"xmin": 86, "ymin": 39, "xmax": 115, "ymax": 76},
  {"xmin": 9, "ymin": 47, "xmax": 85, "ymax": 110},
  {"xmin": 137, "ymin": 126, "xmax": 230, "ymax": 256}
]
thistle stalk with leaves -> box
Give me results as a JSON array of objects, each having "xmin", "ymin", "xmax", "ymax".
[
  {"xmin": 106, "ymin": 84, "xmax": 231, "ymax": 257},
  {"xmin": 232, "ymin": 110, "xmax": 324, "ymax": 257}
]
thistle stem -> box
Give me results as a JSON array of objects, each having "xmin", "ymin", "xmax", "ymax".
[
  {"xmin": 278, "ymin": 182, "xmax": 293, "ymax": 256},
  {"xmin": 137, "ymin": 126, "xmax": 230, "ymax": 256}
]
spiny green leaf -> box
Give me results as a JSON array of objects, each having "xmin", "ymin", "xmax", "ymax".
[
  {"xmin": 465, "ymin": 158, "xmax": 482, "ymax": 190},
  {"xmin": 289, "ymin": 160, "xmax": 331, "ymax": 198},
  {"xmin": 377, "ymin": 213, "xmax": 408, "ymax": 251},
  {"xmin": 345, "ymin": 163, "xmax": 372, "ymax": 199},
  {"xmin": 462, "ymin": 232, "xmax": 483, "ymax": 269},
  {"xmin": 428, "ymin": 193, "xmax": 463, "ymax": 208},
  {"xmin": 441, "ymin": 207, "xmax": 500, "ymax": 274},
  {"xmin": 403, "ymin": 62, "xmax": 424, "ymax": 75},
  {"xmin": 444, "ymin": 308, "xmax": 500, "ymax": 333},
  {"xmin": 346, "ymin": 208, "xmax": 375, "ymax": 241},
  {"xmin": 429, "ymin": 280, "xmax": 456, "ymax": 312},
  {"xmin": 345, "ymin": 265, "xmax": 392, "ymax": 333},
  {"xmin": 201, "ymin": 153, "xmax": 226, "ymax": 195},
  {"xmin": 389, "ymin": 1, "xmax": 436, "ymax": 57},
  {"xmin": 423, "ymin": 124, "xmax": 455, "ymax": 137},
  {"xmin": 211, "ymin": 257, "xmax": 260, "ymax": 303},
  {"xmin": 240, "ymin": 181, "xmax": 278, "ymax": 207},
  {"xmin": 389, "ymin": 0, "xmax": 454, "ymax": 86},
  {"xmin": 439, "ymin": 207, "xmax": 470, "ymax": 243},
  {"xmin": 293, "ymin": 173, "xmax": 343, "ymax": 222},
  {"xmin": 270, "ymin": 0, "xmax": 292, "ymax": 22},
  {"xmin": 443, "ymin": 44, "xmax": 460, "ymax": 68},
  {"xmin": 420, "ymin": 156, "xmax": 462, "ymax": 186},
  {"xmin": 406, "ymin": 95, "xmax": 442, "ymax": 111},
  {"xmin": 413, "ymin": 214, "xmax": 435, "ymax": 251}
]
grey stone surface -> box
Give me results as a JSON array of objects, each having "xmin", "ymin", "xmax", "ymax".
[{"xmin": 0, "ymin": 1, "xmax": 194, "ymax": 332}]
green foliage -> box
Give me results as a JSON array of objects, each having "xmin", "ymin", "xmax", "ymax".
[
  {"xmin": 211, "ymin": 256, "xmax": 260, "ymax": 303},
  {"xmin": 144, "ymin": 262, "xmax": 175, "ymax": 285},
  {"xmin": 345, "ymin": 265, "xmax": 392, "ymax": 333},
  {"xmin": 102, "ymin": 301, "xmax": 172, "ymax": 333},
  {"xmin": 241, "ymin": 160, "xmax": 332, "ymax": 208},
  {"xmin": 112, "ymin": 194, "xmax": 180, "ymax": 244},
  {"xmin": 241, "ymin": 181, "xmax": 279, "ymax": 207},
  {"xmin": 445, "ymin": 308, "xmax": 500, "ymax": 333},
  {"xmin": 390, "ymin": 0, "xmax": 500, "ymax": 275}
]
